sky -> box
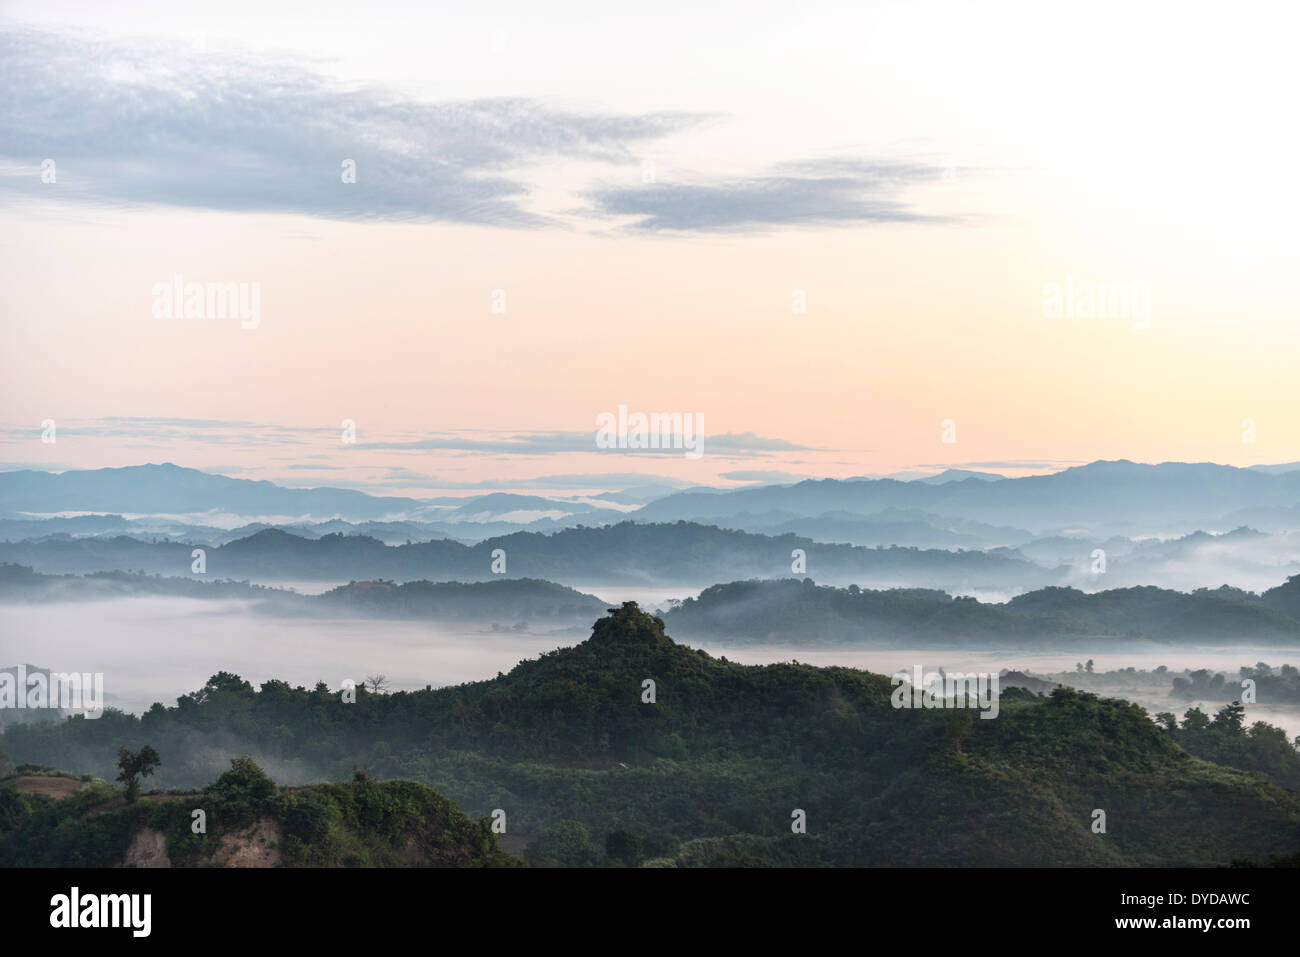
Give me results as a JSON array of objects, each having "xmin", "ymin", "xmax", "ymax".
[{"xmin": 2, "ymin": 0, "xmax": 1297, "ymax": 497}]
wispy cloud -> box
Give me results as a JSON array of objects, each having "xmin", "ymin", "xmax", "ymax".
[
  {"xmin": 0, "ymin": 27, "xmax": 964, "ymax": 236},
  {"xmin": 1, "ymin": 418, "xmax": 814, "ymax": 460},
  {"xmin": 0, "ymin": 26, "xmax": 709, "ymax": 226},
  {"xmin": 360, "ymin": 469, "xmax": 697, "ymax": 491},
  {"xmin": 356, "ymin": 429, "xmax": 812, "ymax": 456},
  {"xmin": 588, "ymin": 158, "xmax": 952, "ymax": 232},
  {"xmin": 719, "ymin": 469, "xmax": 811, "ymax": 484},
  {"xmin": 915, "ymin": 460, "xmax": 1081, "ymax": 470},
  {"xmin": 94, "ymin": 417, "xmax": 316, "ymax": 446}
]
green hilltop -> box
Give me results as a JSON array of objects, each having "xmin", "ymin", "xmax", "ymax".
[
  {"xmin": 3, "ymin": 603, "xmax": 1299, "ymax": 867},
  {"xmin": 0, "ymin": 760, "xmax": 518, "ymax": 868}
]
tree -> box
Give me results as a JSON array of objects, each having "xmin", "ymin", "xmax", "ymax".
[
  {"xmin": 1213, "ymin": 702, "xmax": 1246, "ymax": 735},
  {"xmin": 606, "ymin": 829, "xmax": 643, "ymax": 867},
  {"xmin": 1085, "ymin": 659, "xmax": 1094, "ymax": 673},
  {"xmin": 141, "ymin": 702, "xmax": 168, "ymax": 727},
  {"xmin": 525, "ymin": 820, "xmax": 601, "ymax": 867},
  {"xmin": 179, "ymin": 672, "xmax": 254, "ymax": 710},
  {"xmin": 365, "ymin": 675, "xmax": 390, "ymax": 695},
  {"xmin": 207, "ymin": 756, "xmax": 276, "ymax": 804},
  {"xmin": 116, "ymin": 745, "xmax": 161, "ymax": 803}
]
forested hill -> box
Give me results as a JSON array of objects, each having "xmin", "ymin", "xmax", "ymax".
[
  {"xmin": 0, "ymin": 564, "xmax": 608, "ymax": 626},
  {"xmin": 660, "ymin": 576, "xmax": 1300, "ymax": 645},
  {"xmin": 0, "ymin": 761, "xmax": 519, "ymax": 868},
  {"xmin": 5, "ymin": 604, "xmax": 1299, "ymax": 866},
  {"xmin": 8, "ymin": 563, "xmax": 1300, "ymax": 644},
  {"xmin": 0, "ymin": 522, "xmax": 1058, "ymax": 589}
]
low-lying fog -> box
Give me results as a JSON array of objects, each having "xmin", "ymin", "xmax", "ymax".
[
  {"xmin": 0, "ymin": 598, "xmax": 573, "ymax": 715},
  {"xmin": 4, "ymin": 598, "xmax": 1299, "ymax": 739},
  {"xmin": 261, "ymin": 581, "xmax": 706, "ymax": 606},
  {"xmin": 692, "ymin": 643, "xmax": 1300, "ymax": 739},
  {"xmin": 572, "ymin": 584, "xmax": 702, "ymax": 608}
]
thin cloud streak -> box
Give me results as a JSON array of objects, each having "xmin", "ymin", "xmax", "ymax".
[
  {"xmin": 0, "ymin": 26, "xmax": 710, "ymax": 226},
  {"xmin": 589, "ymin": 159, "xmax": 953, "ymax": 232}
]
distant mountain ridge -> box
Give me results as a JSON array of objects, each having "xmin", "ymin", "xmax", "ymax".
[
  {"xmin": 634, "ymin": 460, "xmax": 1300, "ymax": 536},
  {"xmin": 0, "ymin": 521, "xmax": 1060, "ymax": 590},
  {"xmin": 0, "ymin": 463, "xmax": 631, "ymax": 525},
  {"xmin": 0, "ymin": 463, "xmax": 424, "ymax": 520},
  {"xmin": 660, "ymin": 575, "xmax": 1300, "ymax": 645},
  {"xmin": 7, "ymin": 562, "xmax": 1300, "ymax": 646},
  {"xmin": 0, "ymin": 563, "xmax": 608, "ymax": 626},
  {"xmin": 6, "ymin": 461, "xmax": 1300, "ymax": 562},
  {"xmin": 7, "ymin": 461, "xmax": 1300, "ymax": 540}
]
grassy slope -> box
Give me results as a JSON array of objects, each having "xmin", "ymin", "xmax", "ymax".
[{"xmin": 0, "ymin": 766, "xmax": 519, "ymax": 868}]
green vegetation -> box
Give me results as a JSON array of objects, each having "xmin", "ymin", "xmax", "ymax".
[
  {"xmin": 1153, "ymin": 703, "xmax": 1300, "ymax": 790},
  {"xmin": 526, "ymin": 820, "xmax": 602, "ymax": 867},
  {"xmin": 664, "ymin": 577, "xmax": 1300, "ymax": 644},
  {"xmin": 0, "ymin": 757, "xmax": 518, "ymax": 868},
  {"xmin": 1172, "ymin": 662, "xmax": 1300, "ymax": 705},
  {"xmin": 3, "ymin": 604, "xmax": 1299, "ymax": 866},
  {"xmin": 115, "ymin": 744, "xmax": 160, "ymax": 803}
]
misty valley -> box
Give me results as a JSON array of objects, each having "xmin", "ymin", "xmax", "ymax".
[
  {"xmin": 6, "ymin": 6, "xmax": 1295, "ymax": 937},
  {"xmin": 4, "ymin": 462, "xmax": 1300, "ymax": 870}
]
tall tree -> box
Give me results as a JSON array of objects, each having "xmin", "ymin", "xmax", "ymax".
[{"xmin": 116, "ymin": 745, "xmax": 161, "ymax": 803}]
